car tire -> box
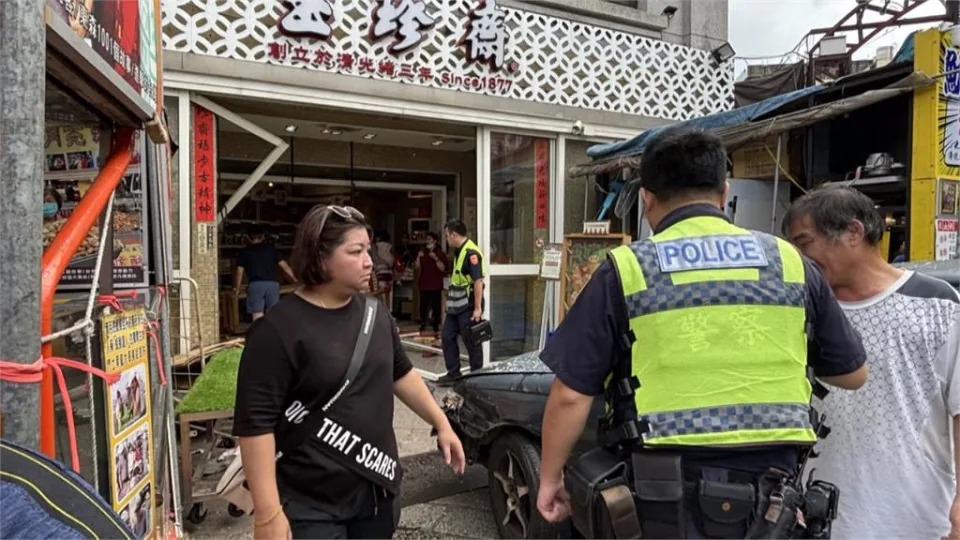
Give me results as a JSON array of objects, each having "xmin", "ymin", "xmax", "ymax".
[{"xmin": 488, "ymin": 433, "xmax": 555, "ymax": 539}]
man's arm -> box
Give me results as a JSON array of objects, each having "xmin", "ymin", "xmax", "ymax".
[
  {"xmin": 539, "ymin": 378, "xmax": 594, "ymax": 522},
  {"xmin": 233, "ymin": 265, "xmax": 245, "ymax": 293},
  {"xmin": 803, "ymin": 259, "xmax": 868, "ymax": 390},
  {"xmin": 472, "ymin": 279, "xmax": 484, "ymax": 321},
  {"xmin": 278, "ymin": 260, "xmax": 297, "ymax": 283}
]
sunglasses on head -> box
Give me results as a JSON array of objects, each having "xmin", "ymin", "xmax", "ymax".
[{"xmin": 316, "ymin": 205, "xmax": 365, "ymax": 235}]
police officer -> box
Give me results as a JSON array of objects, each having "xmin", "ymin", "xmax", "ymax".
[
  {"xmin": 438, "ymin": 219, "xmax": 486, "ymax": 383},
  {"xmin": 535, "ymin": 128, "xmax": 869, "ymax": 538}
]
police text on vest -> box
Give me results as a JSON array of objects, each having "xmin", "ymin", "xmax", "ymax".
[{"xmin": 655, "ymin": 235, "xmax": 769, "ymax": 273}]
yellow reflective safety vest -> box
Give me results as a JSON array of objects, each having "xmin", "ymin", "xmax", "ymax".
[
  {"xmin": 447, "ymin": 239, "xmax": 486, "ymax": 313},
  {"xmin": 608, "ymin": 215, "xmax": 816, "ymax": 448}
]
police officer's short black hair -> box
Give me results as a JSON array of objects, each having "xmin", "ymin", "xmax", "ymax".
[
  {"xmin": 639, "ymin": 127, "xmax": 727, "ymax": 202},
  {"xmin": 445, "ymin": 219, "xmax": 468, "ymax": 236}
]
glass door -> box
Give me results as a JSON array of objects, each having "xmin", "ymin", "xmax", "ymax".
[{"xmin": 479, "ymin": 129, "xmax": 556, "ymax": 362}]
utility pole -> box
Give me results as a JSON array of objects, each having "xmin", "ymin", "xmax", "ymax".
[{"xmin": 0, "ymin": 0, "xmax": 46, "ymax": 448}]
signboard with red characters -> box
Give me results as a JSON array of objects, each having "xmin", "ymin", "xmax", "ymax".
[
  {"xmin": 193, "ymin": 106, "xmax": 216, "ymax": 223},
  {"xmin": 534, "ymin": 139, "xmax": 549, "ymax": 230}
]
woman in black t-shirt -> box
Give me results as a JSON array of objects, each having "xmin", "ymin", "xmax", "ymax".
[{"xmin": 234, "ymin": 205, "xmax": 466, "ymax": 540}]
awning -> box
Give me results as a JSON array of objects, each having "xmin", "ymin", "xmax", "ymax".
[{"xmin": 573, "ymin": 70, "xmax": 934, "ymax": 177}]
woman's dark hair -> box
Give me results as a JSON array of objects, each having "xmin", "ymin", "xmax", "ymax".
[
  {"xmin": 426, "ymin": 231, "xmax": 440, "ymax": 242},
  {"xmin": 290, "ymin": 205, "xmax": 368, "ymax": 286},
  {"xmin": 45, "ymin": 188, "xmax": 63, "ymax": 209},
  {"xmin": 639, "ymin": 127, "xmax": 727, "ymax": 202},
  {"xmin": 445, "ymin": 219, "xmax": 468, "ymax": 236}
]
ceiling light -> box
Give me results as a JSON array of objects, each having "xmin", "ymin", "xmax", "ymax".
[
  {"xmin": 711, "ymin": 42, "xmax": 736, "ymax": 64},
  {"xmin": 431, "ymin": 140, "xmax": 444, "ymax": 146},
  {"xmin": 321, "ymin": 127, "xmax": 332, "ymax": 134},
  {"xmin": 268, "ymin": 181, "xmax": 274, "ymax": 187},
  {"xmin": 284, "ymin": 124, "xmax": 297, "ymax": 133},
  {"xmin": 363, "ymin": 133, "xmax": 376, "ymax": 140},
  {"xmin": 331, "ymin": 130, "xmax": 343, "ymax": 136}
]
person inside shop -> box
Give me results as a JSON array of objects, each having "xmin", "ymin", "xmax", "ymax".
[
  {"xmin": 43, "ymin": 188, "xmax": 62, "ymax": 222},
  {"xmin": 438, "ymin": 219, "xmax": 486, "ymax": 384},
  {"xmin": 233, "ymin": 226, "xmax": 297, "ymax": 321},
  {"xmin": 416, "ymin": 232, "xmax": 448, "ymax": 334},
  {"xmin": 233, "ymin": 205, "xmax": 466, "ymax": 540}
]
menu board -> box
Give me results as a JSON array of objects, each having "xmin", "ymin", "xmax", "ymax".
[
  {"xmin": 101, "ymin": 308, "xmax": 155, "ymax": 538},
  {"xmin": 44, "ymin": 126, "xmax": 149, "ymax": 289}
]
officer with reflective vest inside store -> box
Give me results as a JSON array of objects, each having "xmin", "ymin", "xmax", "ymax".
[
  {"xmin": 438, "ymin": 219, "xmax": 487, "ymax": 383},
  {"xmin": 535, "ymin": 128, "xmax": 870, "ymax": 539}
]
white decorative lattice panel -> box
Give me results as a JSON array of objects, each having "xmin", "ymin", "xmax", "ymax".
[{"xmin": 162, "ymin": 0, "xmax": 733, "ymax": 120}]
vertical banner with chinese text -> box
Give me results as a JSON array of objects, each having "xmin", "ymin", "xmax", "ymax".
[
  {"xmin": 101, "ymin": 308, "xmax": 155, "ymax": 538},
  {"xmin": 534, "ymin": 139, "xmax": 549, "ymax": 230},
  {"xmin": 193, "ymin": 106, "xmax": 216, "ymax": 222}
]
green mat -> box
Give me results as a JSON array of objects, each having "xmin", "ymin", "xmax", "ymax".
[{"xmin": 176, "ymin": 348, "xmax": 242, "ymax": 415}]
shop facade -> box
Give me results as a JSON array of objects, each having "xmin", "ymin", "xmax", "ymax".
[{"xmin": 159, "ymin": 0, "xmax": 734, "ymax": 363}]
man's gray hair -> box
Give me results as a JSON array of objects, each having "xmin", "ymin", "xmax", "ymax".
[{"xmin": 782, "ymin": 185, "xmax": 885, "ymax": 245}]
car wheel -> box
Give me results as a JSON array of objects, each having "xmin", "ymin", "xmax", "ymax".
[{"xmin": 488, "ymin": 433, "xmax": 555, "ymax": 539}]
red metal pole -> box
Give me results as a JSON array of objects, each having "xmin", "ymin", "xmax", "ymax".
[{"xmin": 39, "ymin": 127, "xmax": 136, "ymax": 458}]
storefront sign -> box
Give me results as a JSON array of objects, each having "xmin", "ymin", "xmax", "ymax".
[
  {"xmin": 45, "ymin": 131, "xmax": 150, "ymax": 290},
  {"xmin": 534, "ymin": 139, "xmax": 549, "ymax": 229},
  {"xmin": 540, "ymin": 243, "xmax": 563, "ymax": 280},
  {"xmin": 940, "ymin": 41, "xmax": 960, "ymax": 173},
  {"xmin": 935, "ymin": 218, "xmax": 959, "ymax": 260},
  {"xmin": 46, "ymin": 0, "xmax": 160, "ymax": 108},
  {"xmin": 101, "ymin": 308, "xmax": 155, "ymax": 537},
  {"xmin": 164, "ymin": 0, "xmax": 733, "ymax": 120},
  {"xmin": 193, "ymin": 106, "xmax": 216, "ymax": 223}
]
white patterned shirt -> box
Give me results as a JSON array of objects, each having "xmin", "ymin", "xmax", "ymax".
[{"xmin": 806, "ymin": 270, "xmax": 960, "ymax": 539}]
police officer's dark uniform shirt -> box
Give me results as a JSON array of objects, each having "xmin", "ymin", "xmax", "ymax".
[
  {"xmin": 233, "ymin": 294, "xmax": 413, "ymax": 517},
  {"xmin": 540, "ymin": 204, "xmax": 867, "ymax": 474},
  {"xmin": 451, "ymin": 245, "xmax": 484, "ymax": 313}
]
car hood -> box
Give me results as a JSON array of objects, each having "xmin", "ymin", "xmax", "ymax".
[
  {"xmin": 896, "ymin": 261, "xmax": 959, "ymax": 287},
  {"xmin": 464, "ymin": 350, "xmax": 552, "ymax": 377}
]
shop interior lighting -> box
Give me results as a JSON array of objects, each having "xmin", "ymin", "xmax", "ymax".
[
  {"xmin": 431, "ymin": 139, "xmax": 444, "ymax": 146},
  {"xmin": 284, "ymin": 124, "xmax": 297, "ymax": 133},
  {"xmin": 363, "ymin": 133, "xmax": 377, "ymax": 140},
  {"xmin": 321, "ymin": 127, "xmax": 332, "ymax": 134},
  {"xmin": 331, "ymin": 129, "xmax": 343, "ymax": 135},
  {"xmin": 711, "ymin": 42, "xmax": 736, "ymax": 64}
]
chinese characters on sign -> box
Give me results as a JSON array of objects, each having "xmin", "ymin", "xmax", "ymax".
[
  {"xmin": 935, "ymin": 218, "xmax": 959, "ymax": 260},
  {"xmin": 534, "ymin": 139, "xmax": 549, "ymax": 230},
  {"xmin": 271, "ymin": 0, "xmax": 517, "ymax": 91},
  {"xmin": 459, "ymin": 0, "xmax": 508, "ymax": 71},
  {"xmin": 194, "ymin": 106, "xmax": 216, "ymax": 223},
  {"xmin": 941, "ymin": 45, "xmax": 960, "ymax": 168},
  {"xmin": 46, "ymin": 0, "xmax": 159, "ymax": 105},
  {"xmin": 371, "ymin": 0, "xmax": 436, "ymax": 54},
  {"xmin": 100, "ymin": 308, "xmax": 155, "ymax": 537}
]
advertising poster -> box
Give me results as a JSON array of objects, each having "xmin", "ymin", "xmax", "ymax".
[
  {"xmin": 935, "ymin": 218, "xmax": 959, "ymax": 261},
  {"xmin": 46, "ymin": 0, "xmax": 159, "ymax": 107},
  {"xmin": 101, "ymin": 309, "xmax": 154, "ymax": 538},
  {"xmin": 44, "ymin": 128, "xmax": 149, "ymax": 289},
  {"xmin": 941, "ymin": 179, "xmax": 959, "ymax": 216},
  {"xmin": 540, "ymin": 243, "xmax": 563, "ymax": 280}
]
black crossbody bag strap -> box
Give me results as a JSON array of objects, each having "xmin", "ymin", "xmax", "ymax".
[{"xmin": 275, "ymin": 295, "xmax": 378, "ymax": 458}]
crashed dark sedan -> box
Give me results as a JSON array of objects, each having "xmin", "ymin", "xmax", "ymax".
[{"xmin": 436, "ymin": 260, "xmax": 958, "ymax": 539}]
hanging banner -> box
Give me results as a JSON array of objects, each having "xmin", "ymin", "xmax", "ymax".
[
  {"xmin": 44, "ymin": 129, "xmax": 149, "ymax": 290},
  {"xmin": 935, "ymin": 218, "xmax": 959, "ymax": 260},
  {"xmin": 100, "ymin": 308, "xmax": 155, "ymax": 538},
  {"xmin": 193, "ymin": 106, "xmax": 216, "ymax": 223},
  {"xmin": 534, "ymin": 139, "xmax": 549, "ymax": 230},
  {"xmin": 46, "ymin": 0, "xmax": 159, "ymax": 108}
]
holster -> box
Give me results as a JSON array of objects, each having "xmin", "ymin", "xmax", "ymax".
[
  {"xmin": 565, "ymin": 448, "xmax": 640, "ymax": 539},
  {"xmin": 631, "ymin": 453, "xmax": 686, "ymax": 539},
  {"xmin": 745, "ymin": 469, "xmax": 801, "ymax": 539}
]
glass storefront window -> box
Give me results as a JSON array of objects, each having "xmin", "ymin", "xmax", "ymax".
[
  {"xmin": 490, "ymin": 133, "xmax": 551, "ymax": 265},
  {"xmin": 564, "ymin": 140, "xmax": 599, "ymax": 235},
  {"xmin": 490, "ymin": 276, "xmax": 546, "ymax": 359}
]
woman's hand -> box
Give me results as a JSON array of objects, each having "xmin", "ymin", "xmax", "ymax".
[
  {"xmin": 253, "ymin": 508, "xmax": 291, "ymax": 540},
  {"xmin": 437, "ymin": 427, "xmax": 467, "ymax": 475}
]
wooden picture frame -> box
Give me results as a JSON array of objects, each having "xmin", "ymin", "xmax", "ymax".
[{"xmin": 559, "ymin": 233, "xmax": 631, "ymax": 322}]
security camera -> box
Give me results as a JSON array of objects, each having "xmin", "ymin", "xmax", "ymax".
[
  {"xmin": 662, "ymin": 5, "xmax": 678, "ymax": 18},
  {"xmin": 572, "ymin": 120, "xmax": 584, "ymax": 135}
]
